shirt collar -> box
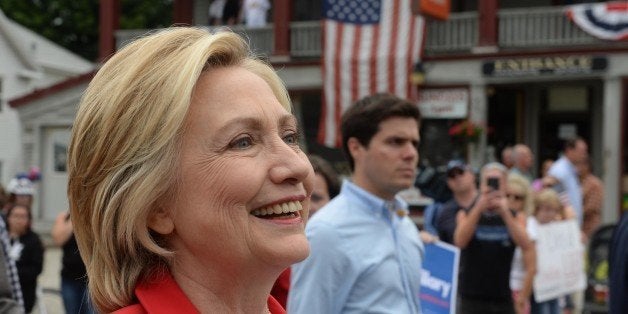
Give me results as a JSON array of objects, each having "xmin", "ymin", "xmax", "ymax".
[{"xmin": 341, "ymin": 179, "xmax": 409, "ymax": 218}]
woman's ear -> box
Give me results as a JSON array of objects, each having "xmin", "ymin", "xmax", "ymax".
[{"xmin": 148, "ymin": 206, "xmax": 174, "ymax": 235}]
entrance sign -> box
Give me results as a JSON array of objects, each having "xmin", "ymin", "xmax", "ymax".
[
  {"xmin": 482, "ymin": 55, "xmax": 607, "ymax": 77},
  {"xmin": 418, "ymin": 88, "xmax": 468, "ymax": 119},
  {"xmin": 420, "ymin": 241, "xmax": 460, "ymax": 314},
  {"xmin": 533, "ymin": 220, "xmax": 586, "ymax": 302}
]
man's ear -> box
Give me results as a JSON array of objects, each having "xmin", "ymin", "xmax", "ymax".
[
  {"xmin": 347, "ymin": 137, "xmax": 364, "ymax": 161},
  {"xmin": 148, "ymin": 206, "xmax": 175, "ymax": 235}
]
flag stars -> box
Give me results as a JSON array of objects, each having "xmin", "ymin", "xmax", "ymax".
[{"xmin": 325, "ymin": 0, "xmax": 380, "ymax": 24}]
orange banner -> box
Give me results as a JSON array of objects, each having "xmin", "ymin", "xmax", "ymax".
[{"xmin": 413, "ymin": 0, "xmax": 450, "ymax": 20}]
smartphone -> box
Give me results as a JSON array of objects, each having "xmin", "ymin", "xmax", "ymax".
[{"xmin": 487, "ymin": 177, "xmax": 500, "ymax": 190}]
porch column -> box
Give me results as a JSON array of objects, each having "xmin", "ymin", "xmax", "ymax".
[
  {"xmin": 99, "ymin": 0, "xmax": 120, "ymax": 62},
  {"xmin": 173, "ymin": 0, "xmax": 194, "ymax": 25},
  {"xmin": 272, "ymin": 0, "xmax": 291, "ymax": 61},
  {"xmin": 602, "ymin": 77, "xmax": 622, "ymax": 222},
  {"xmin": 477, "ymin": 0, "xmax": 498, "ymax": 48},
  {"xmin": 469, "ymin": 83, "xmax": 488, "ymax": 168}
]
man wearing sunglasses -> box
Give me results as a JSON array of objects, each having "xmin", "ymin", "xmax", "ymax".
[{"xmin": 434, "ymin": 160, "xmax": 479, "ymax": 244}]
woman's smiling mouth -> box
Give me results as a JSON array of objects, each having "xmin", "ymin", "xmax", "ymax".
[{"xmin": 251, "ymin": 201, "xmax": 303, "ymax": 219}]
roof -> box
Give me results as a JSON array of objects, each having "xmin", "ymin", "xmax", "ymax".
[
  {"xmin": 0, "ymin": 8, "xmax": 93, "ymax": 74},
  {"xmin": 8, "ymin": 71, "xmax": 96, "ymax": 108}
]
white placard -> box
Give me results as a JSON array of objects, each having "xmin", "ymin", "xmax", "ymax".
[
  {"xmin": 533, "ymin": 220, "xmax": 586, "ymax": 302},
  {"xmin": 418, "ymin": 89, "xmax": 468, "ymax": 119}
]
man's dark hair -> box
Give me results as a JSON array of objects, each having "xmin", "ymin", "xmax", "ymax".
[
  {"xmin": 340, "ymin": 93, "xmax": 421, "ymax": 171},
  {"xmin": 564, "ymin": 136, "xmax": 585, "ymax": 151}
]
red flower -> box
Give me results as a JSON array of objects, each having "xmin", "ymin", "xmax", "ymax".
[{"xmin": 448, "ymin": 120, "xmax": 485, "ymax": 140}]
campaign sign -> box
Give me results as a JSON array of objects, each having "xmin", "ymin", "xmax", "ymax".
[{"xmin": 419, "ymin": 241, "xmax": 460, "ymax": 314}]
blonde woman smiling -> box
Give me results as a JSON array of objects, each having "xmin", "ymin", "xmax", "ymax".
[{"xmin": 68, "ymin": 28, "xmax": 314, "ymax": 313}]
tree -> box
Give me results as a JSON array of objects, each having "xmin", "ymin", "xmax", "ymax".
[{"xmin": 0, "ymin": 0, "xmax": 172, "ymax": 61}]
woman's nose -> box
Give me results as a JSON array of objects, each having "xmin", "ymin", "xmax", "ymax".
[{"xmin": 268, "ymin": 140, "xmax": 312, "ymax": 185}]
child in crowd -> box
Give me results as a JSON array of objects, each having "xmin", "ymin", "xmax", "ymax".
[{"xmin": 528, "ymin": 189, "xmax": 572, "ymax": 314}]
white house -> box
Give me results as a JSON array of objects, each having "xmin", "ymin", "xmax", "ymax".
[{"xmin": 0, "ymin": 9, "xmax": 93, "ymax": 221}]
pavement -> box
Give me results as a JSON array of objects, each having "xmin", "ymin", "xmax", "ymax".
[{"xmin": 33, "ymin": 247, "xmax": 64, "ymax": 314}]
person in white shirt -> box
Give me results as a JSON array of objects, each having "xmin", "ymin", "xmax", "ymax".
[{"xmin": 243, "ymin": 0, "xmax": 270, "ymax": 27}]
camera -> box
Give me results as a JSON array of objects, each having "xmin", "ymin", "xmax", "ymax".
[{"xmin": 487, "ymin": 177, "xmax": 500, "ymax": 190}]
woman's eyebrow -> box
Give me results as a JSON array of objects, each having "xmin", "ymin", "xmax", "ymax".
[
  {"xmin": 215, "ymin": 117, "xmax": 263, "ymax": 134},
  {"xmin": 278, "ymin": 114, "xmax": 297, "ymax": 127}
]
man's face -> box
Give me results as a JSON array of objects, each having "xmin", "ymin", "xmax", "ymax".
[
  {"xmin": 351, "ymin": 117, "xmax": 420, "ymax": 200},
  {"xmin": 567, "ymin": 140, "xmax": 588, "ymax": 165},
  {"xmin": 521, "ymin": 148, "xmax": 533, "ymax": 170},
  {"xmin": 446, "ymin": 167, "xmax": 475, "ymax": 194}
]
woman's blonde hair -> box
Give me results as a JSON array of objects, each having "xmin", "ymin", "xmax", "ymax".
[
  {"xmin": 67, "ymin": 27, "xmax": 291, "ymax": 313},
  {"xmin": 507, "ymin": 173, "xmax": 533, "ymax": 215}
]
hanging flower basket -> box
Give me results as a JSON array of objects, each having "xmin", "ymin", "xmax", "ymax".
[{"xmin": 448, "ymin": 120, "xmax": 486, "ymax": 143}]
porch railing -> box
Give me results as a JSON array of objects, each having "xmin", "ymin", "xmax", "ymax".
[
  {"xmin": 115, "ymin": 5, "xmax": 625, "ymax": 59},
  {"xmin": 498, "ymin": 6, "xmax": 606, "ymax": 48},
  {"xmin": 424, "ymin": 12, "xmax": 478, "ymax": 54},
  {"xmin": 290, "ymin": 21, "xmax": 322, "ymax": 58}
]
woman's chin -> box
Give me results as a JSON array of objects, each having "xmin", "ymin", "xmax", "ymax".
[{"xmin": 269, "ymin": 235, "xmax": 310, "ymax": 267}]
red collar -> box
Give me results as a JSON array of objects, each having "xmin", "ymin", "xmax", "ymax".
[{"xmin": 115, "ymin": 269, "xmax": 285, "ymax": 314}]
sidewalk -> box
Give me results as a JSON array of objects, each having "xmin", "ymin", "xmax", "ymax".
[{"xmin": 33, "ymin": 247, "xmax": 64, "ymax": 314}]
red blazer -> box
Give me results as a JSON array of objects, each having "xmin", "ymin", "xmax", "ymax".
[{"xmin": 113, "ymin": 270, "xmax": 285, "ymax": 314}]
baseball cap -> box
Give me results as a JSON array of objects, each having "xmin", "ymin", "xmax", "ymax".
[{"xmin": 446, "ymin": 159, "xmax": 468, "ymax": 177}]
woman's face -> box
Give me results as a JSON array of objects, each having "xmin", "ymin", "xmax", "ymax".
[
  {"xmin": 309, "ymin": 172, "xmax": 330, "ymax": 217},
  {"xmin": 8, "ymin": 205, "xmax": 29, "ymax": 236},
  {"xmin": 14, "ymin": 195, "xmax": 32, "ymax": 207},
  {"xmin": 506, "ymin": 185, "xmax": 525, "ymax": 212},
  {"xmin": 159, "ymin": 66, "xmax": 314, "ymax": 276}
]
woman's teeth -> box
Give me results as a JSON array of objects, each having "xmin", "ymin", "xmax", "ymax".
[{"xmin": 251, "ymin": 201, "xmax": 302, "ymax": 217}]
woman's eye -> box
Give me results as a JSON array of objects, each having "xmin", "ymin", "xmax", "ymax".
[
  {"xmin": 283, "ymin": 132, "xmax": 299, "ymax": 145},
  {"xmin": 230, "ymin": 136, "xmax": 253, "ymax": 149}
]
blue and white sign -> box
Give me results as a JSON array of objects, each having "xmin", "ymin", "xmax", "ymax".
[{"xmin": 419, "ymin": 241, "xmax": 460, "ymax": 314}]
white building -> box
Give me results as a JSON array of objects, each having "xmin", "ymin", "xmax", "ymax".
[{"xmin": 0, "ymin": 9, "xmax": 93, "ymax": 221}]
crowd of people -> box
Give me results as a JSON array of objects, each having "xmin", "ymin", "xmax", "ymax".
[
  {"xmin": 0, "ymin": 26, "xmax": 626, "ymax": 314},
  {"xmin": 423, "ymin": 137, "xmax": 609, "ymax": 314},
  {"xmin": 0, "ymin": 177, "xmax": 92, "ymax": 313}
]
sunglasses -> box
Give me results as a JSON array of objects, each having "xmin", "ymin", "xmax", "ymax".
[
  {"xmin": 447, "ymin": 168, "xmax": 465, "ymax": 179},
  {"xmin": 507, "ymin": 194, "xmax": 525, "ymax": 201}
]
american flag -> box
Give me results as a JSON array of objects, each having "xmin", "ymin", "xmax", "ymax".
[{"xmin": 318, "ymin": 0, "xmax": 425, "ymax": 147}]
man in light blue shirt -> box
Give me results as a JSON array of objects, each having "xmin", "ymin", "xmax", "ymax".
[
  {"xmin": 289, "ymin": 94, "xmax": 425, "ymax": 313},
  {"xmin": 547, "ymin": 137, "xmax": 588, "ymax": 225}
]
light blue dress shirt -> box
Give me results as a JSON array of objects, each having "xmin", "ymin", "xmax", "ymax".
[
  {"xmin": 289, "ymin": 180, "xmax": 425, "ymax": 314},
  {"xmin": 548, "ymin": 156, "xmax": 583, "ymax": 224}
]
